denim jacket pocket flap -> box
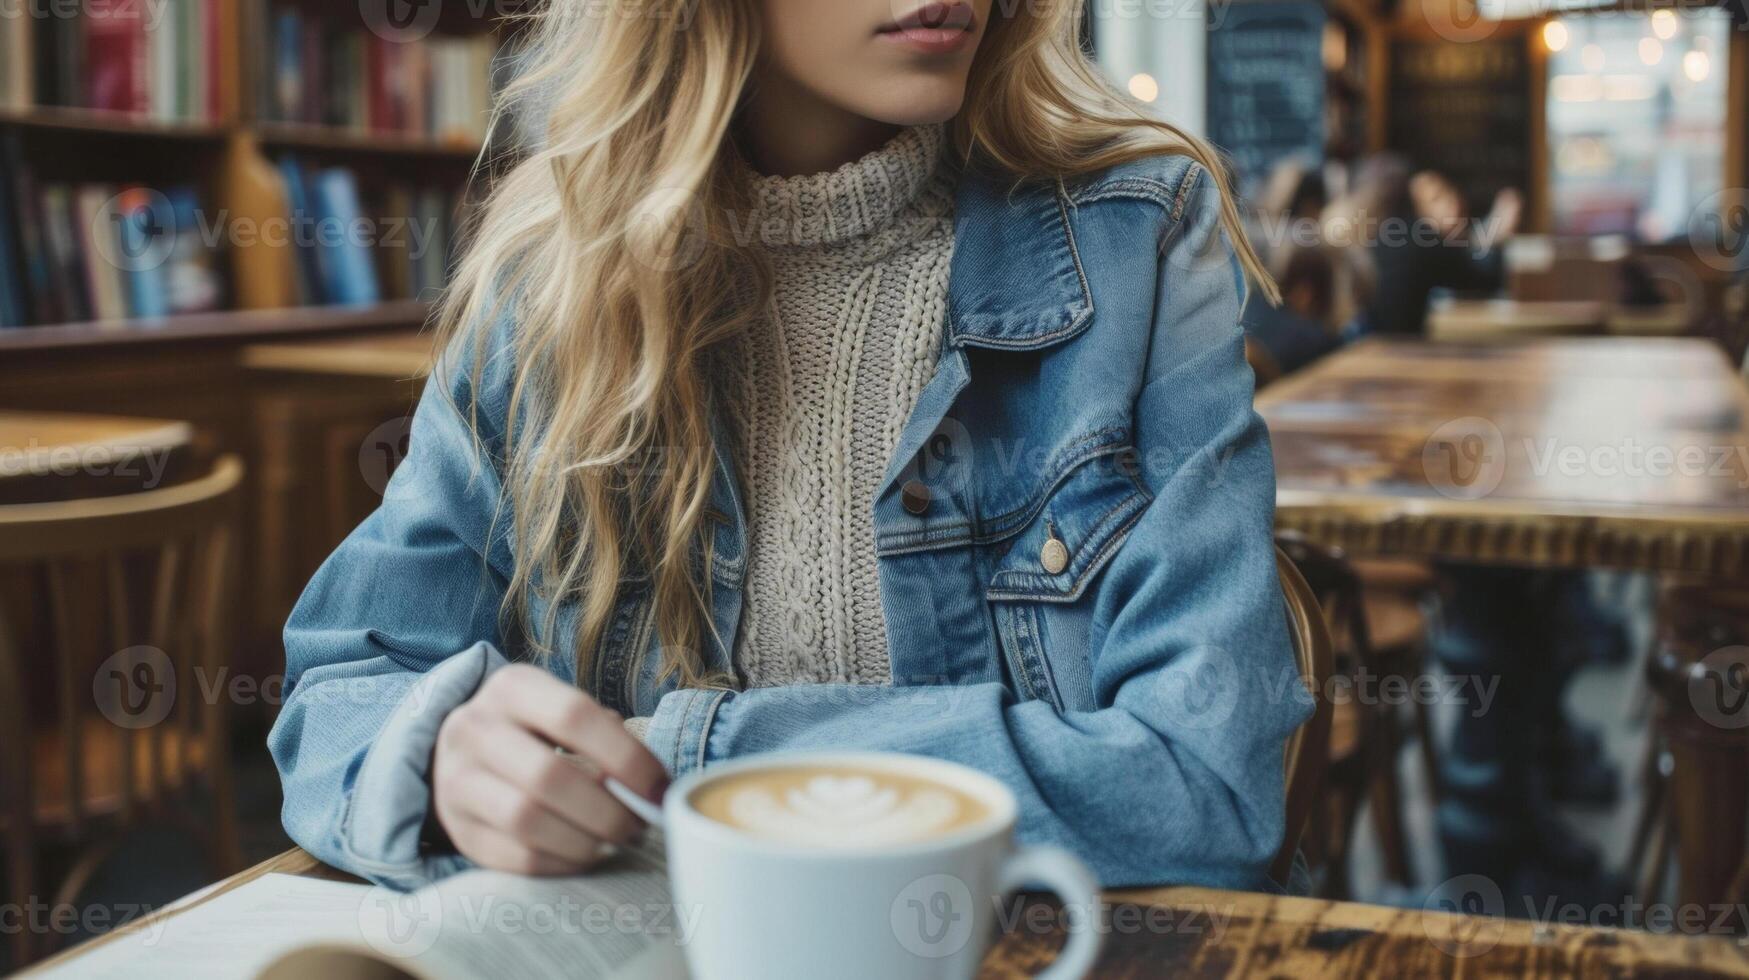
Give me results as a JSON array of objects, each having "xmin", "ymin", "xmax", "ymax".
[{"xmin": 985, "ymin": 451, "xmax": 1151, "ymax": 603}]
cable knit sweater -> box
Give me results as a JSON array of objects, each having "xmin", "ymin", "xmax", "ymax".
[{"xmin": 716, "ymin": 124, "xmax": 955, "ymax": 689}]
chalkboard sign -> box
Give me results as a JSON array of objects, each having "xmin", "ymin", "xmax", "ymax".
[
  {"xmin": 1205, "ymin": 0, "xmax": 1327, "ymax": 197},
  {"xmin": 1389, "ymin": 37, "xmax": 1531, "ymax": 216}
]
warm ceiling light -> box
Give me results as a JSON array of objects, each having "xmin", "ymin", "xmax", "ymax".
[
  {"xmin": 1650, "ymin": 9, "xmax": 1677, "ymax": 40},
  {"xmin": 1683, "ymin": 49, "xmax": 1711, "ymax": 82},
  {"xmin": 1639, "ymin": 37, "xmax": 1663, "ymax": 66},
  {"xmin": 1542, "ymin": 20, "xmax": 1569, "ymax": 52},
  {"xmin": 1127, "ymin": 73, "xmax": 1159, "ymax": 103}
]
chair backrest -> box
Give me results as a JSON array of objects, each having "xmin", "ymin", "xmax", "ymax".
[
  {"xmin": 1271, "ymin": 540, "xmax": 1336, "ymax": 885},
  {"xmin": 0, "ymin": 456, "xmax": 244, "ymax": 844}
]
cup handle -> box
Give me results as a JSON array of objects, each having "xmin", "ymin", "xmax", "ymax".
[{"xmin": 996, "ymin": 846, "xmax": 1102, "ymax": 980}]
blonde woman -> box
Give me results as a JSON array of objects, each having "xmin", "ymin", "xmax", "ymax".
[{"xmin": 270, "ymin": 0, "xmax": 1309, "ymax": 892}]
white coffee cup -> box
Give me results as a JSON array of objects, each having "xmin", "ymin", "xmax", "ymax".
[{"xmin": 612, "ymin": 750, "xmax": 1101, "ymax": 980}]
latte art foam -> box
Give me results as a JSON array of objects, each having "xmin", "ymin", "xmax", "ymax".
[{"xmin": 690, "ymin": 766, "xmax": 991, "ymax": 847}]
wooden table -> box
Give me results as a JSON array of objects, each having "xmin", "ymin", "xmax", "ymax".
[
  {"xmin": 25, "ymin": 848, "xmax": 1749, "ymax": 978},
  {"xmin": 1260, "ymin": 338, "xmax": 1749, "ymax": 577},
  {"xmin": 1426, "ymin": 300, "xmax": 1608, "ymax": 343},
  {"xmin": 0, "ymin": 411, "xmax": 194, "ymax": 503},
  {"xmin": 1259, "ymin": 337, "xmax": 1749, "ymax": 911}
]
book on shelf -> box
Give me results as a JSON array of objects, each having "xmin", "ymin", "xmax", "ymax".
[
  {"xmin": 4, "ymin": 0, "xmax": 230, "ymax": 122},
  {"xmin": 272, "ymin": 154, "xmax": 463, "ymax": 310},
  {"xmin": 258, "ymin": 2, "xmax": 499, "ymax": 145},
  {"xmin": 0, "ymin": 134, "xmax": 226, "ymax": 328}
]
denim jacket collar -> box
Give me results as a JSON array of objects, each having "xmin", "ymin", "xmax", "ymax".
[{"xmin": 946, "ymin": 170, "xmax": 1095, "ymax": 352}]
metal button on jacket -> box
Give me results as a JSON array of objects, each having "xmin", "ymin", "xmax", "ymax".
[
  {"xmin": 1041, "ymin": 535, "xmax": 1070, "ymax": 575},
  {"xmin": 901, "ymin": 480, "xmax": 932, "ymax": 516}
]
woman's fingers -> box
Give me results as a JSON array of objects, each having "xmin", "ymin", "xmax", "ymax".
[
  {"xmin": 451, "ymin": 766, "xmax": 609, "ymax": 866},
  {"xmin": 479, "ymin": 666, "xmax": 669, "ymax": 802},
  {"xmin": 472, "ymin": 720, "xmax": 643, "ymax": 845},
  {"xmin": 446, "ymin": 814, "xmax": 598, "ymax": 877}
]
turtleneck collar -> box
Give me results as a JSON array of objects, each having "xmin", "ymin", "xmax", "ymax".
[{"xmin": 746, "ymin": 124, "xmax": 946, "ymax": 249}]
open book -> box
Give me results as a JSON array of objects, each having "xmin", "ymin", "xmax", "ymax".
[{"xmin": 37, "ymin": 837, "xmax": 688, "ymax": 980}]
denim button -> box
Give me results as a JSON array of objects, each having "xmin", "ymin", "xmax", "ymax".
[
  {"xmin": 1041, "ymin": 536, "xmax": 1070, "ymax": 574},
  {"xmin": 901, "ymin": 480, "xmax": 932, "ymax": 515}
]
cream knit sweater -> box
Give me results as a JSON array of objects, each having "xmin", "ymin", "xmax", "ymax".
[{"xmin": 716, "ymin": 124, "xmax": 955, "ymax": 689}]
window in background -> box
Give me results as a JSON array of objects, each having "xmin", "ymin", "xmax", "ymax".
[{"xmin": 1543, "ymin": 7, "xmax": 1729, "ymax": 240}]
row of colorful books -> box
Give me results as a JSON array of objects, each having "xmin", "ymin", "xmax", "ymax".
[
  {"xmin": 273, "ymin": 156, "xmax": 463, "ymax": 309},
  {"xmin": 0, "ymin": 137, "xmax": 224, "ymax": 328},
  {"xmin": 259, "ymin": 4, "xmax": 500, "ymax": 144},
  {"xmin": 0, "ymin": 0, "xmax": 230, "ymax": 120},
  {"xmin": 0, "ymin": 143, "xmax": 464, "ymax": 328}
]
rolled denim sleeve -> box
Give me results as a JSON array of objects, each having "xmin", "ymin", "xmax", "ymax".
[
  {"xmin": 268, "ymin": 324, "xmax": 517, "ymax": 889},
  {"xmin": 642, "ymin": 171, "xmax": 1308, "ymax": 890}
]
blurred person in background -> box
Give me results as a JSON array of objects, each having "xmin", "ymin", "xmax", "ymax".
[{"xmin": 1330, "ymin": 155, "xmax": 1521, "ymax": 337}]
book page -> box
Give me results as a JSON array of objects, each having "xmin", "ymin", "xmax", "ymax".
[
  {"xmin": 259, "ymin": 835, "xmax": 687, "ymax": 980},
  {"xmin": 31, "ymin": 873, "xmax": 377, "ymax": 980}
]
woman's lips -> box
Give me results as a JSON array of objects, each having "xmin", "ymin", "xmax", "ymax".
[{"xmin": 877, "ymin": 2, "xmax": 976, "ymax": 55}]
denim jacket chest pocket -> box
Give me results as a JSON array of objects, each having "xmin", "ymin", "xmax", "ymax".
[{"xmin": 976, "ymin": 434, "xmax": 1153, "ymax": 712}]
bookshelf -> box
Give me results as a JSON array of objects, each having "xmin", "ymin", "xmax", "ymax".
[{"xmin": 0, "ymin": 0, "xmax": 506, "ymax": 340}]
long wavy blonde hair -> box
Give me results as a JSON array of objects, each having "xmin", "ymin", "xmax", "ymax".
[{"xmin": 437, "ymin": 0, "xmax": 1276, "ymax": 690}]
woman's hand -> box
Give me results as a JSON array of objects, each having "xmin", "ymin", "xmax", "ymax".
[{"xmin": 432, "ymin": 664, "xmax": 668, "ymax": 875}]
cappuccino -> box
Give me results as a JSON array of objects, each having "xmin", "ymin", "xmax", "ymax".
[{"xmin": 689, "ymin": 764, "xmax": 990, "ymax": 848}]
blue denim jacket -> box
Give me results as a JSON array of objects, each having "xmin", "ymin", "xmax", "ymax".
[{"xmin": 269, "ymin": 151, "xmax": 1311, "ymax": 893}]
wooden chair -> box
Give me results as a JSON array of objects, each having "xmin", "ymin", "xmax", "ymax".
[
  {"xmin": 1273, "ymin": 543, "xmax": 1335, "ymax": 887},
  {"xmin": 0, "ymin": 456, "xmax": 245, "ymax": 967},
  {"xmin": 1275, "ymin": 532, "xmax": 1419, "ymax": 897}
]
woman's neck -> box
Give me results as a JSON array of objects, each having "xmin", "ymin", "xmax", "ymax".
[{"xmin": 739, "ymin": 73, "xmax": 901, "ymax": 178}]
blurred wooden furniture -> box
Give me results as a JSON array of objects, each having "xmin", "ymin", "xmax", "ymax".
[
  {"xmin": 0, "ymin": 455, "xmax": 245, "ymax": 967},
  {"xmin": 1426, "ymin": 299, "xmax": 1606, "ymax": 343},
  {"xmin": 29, "ymin": 847, "xmax": 1749, "ymax": 979},
  {"xmin": 0, "ymin": 308, "xmax": 433, "ymax": 683},
  {"xmin": 1259, "ymin": 337, "xmax": 1749, "ymax": 908},
  {"xmin": 0, "ymin": 412, "xmax": 195, "ymax": 504},
  {"xmin": 242, "ymin": 332, "xmax": 434, "ymax": 655},
  {"xmin": 1277, "ymin": 533, "xmax": 1423, "ymax": 898},
  {"xmin": 1274, "ymin": 544, "xmax": 1334, "ymax": 887}
]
